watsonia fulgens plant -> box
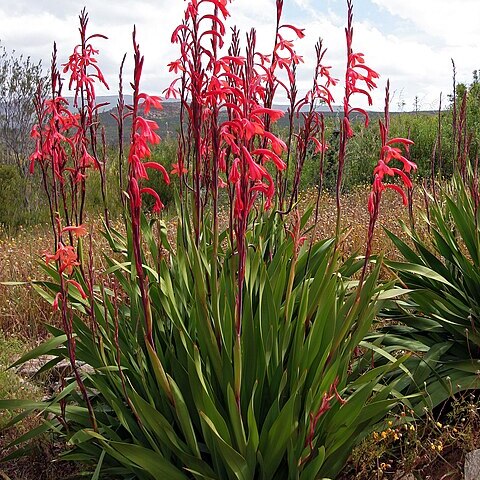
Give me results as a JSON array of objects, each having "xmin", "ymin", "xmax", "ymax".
[
  {"xmin": 1, "ymin": 1, "xmax": 414, "ymax": 478},
  {"xmin": 368, "ymin": 171, "xmax": 480, "ymax": 413}
]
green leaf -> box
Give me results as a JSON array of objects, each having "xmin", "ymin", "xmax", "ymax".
[
  {"xmin": 385, "ymin": 261, "xmax": 454, "ymax": 287},
  {"xmin": 300, "ymin": 446, "xmax": 326, "ymax": 480},
  {"xmin": 110, "ymin": 441, "xmax": 188, "ymax": 479},
  {"xmin": 91, "ymin": 450, "xmax": 106, "ymax": 480},
  {"xmin": 8, "ymin": 334, "xmax": 68, "ymax": 369},
  {"xmin": 200, "ymin": 412, "xmax": 250, "ymax": 480},
  {"xmin": 261, "ymin": 393, "xmax": 298, "ymax": 478}
]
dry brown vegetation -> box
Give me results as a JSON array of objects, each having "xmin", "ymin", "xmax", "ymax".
[{"xmin": 0, "ymin": 187, "xmax": 422, "ymax": 340}]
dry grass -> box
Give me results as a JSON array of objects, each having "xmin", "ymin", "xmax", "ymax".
[
  {"xmin": 0, "ymin": 217, "xmax": 126, "ymax": 340},
  {"xmin": 298, "ymin": 185, "xmax": 430, "ymax": 268},
  {"xmin": 340, "ymin": 392, "xmax": 480, "ymax": 480},
  {"xmin": 0, "ymin": 188, "xmax": 428, "ymax": 340},
  {"xmin": 0, "ymin": 223, "xmax": 53, "ymax": 340}
]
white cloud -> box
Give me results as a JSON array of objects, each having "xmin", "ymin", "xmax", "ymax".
[
  {"xmin": 0, "ymin": 0, "xmax": 478, "ymax": 111},
  {"xmin": 371, "ymin": 0, "xmax": 479, "ymax": 46},
  {"xmin": 370, "ymin": 0, "xmax": 480, "ymax": 108}
]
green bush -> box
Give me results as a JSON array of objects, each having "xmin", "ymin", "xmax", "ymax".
[
  {"xmin": 143, "ymin": 141, "xmax": 177, "ymax": 210},
  {"xmin": 1, "ymin": 210, "xmax": 407, "ymax": 479},
  {"xmin": 0, "ymin": 165, "xmax": 27, "ymax": 228},
  {"xmin": 369, "ymin": 174, "xmax": 480, "ymax": 412}
]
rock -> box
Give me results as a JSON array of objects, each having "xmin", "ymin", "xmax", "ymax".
[
  {"xmin": 15, "ymin": 355, "xmax": 93, "ymax": 382},
  {"xmin": 465, "ymin": 449, "xmax": 480, "ymax": 480},
  {"xmin": 14, "ymin": 355, "xmax": 57, "ymax": 377}
]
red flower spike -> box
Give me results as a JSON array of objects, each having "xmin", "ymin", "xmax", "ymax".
[
  {"xmin": 62, "ymin": 10, "xmax": 109, "ymax": 107},
  {"xmin": 342, "ymin": 0, "xmax": 379, "ymax": 138},
  {"xmin": 369, "ymin": 81, "xmax": 416, "ymax": 220}
]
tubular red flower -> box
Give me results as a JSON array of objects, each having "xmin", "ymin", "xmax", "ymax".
[
  {"xmin": 251, "ymin": 107, "xmax": 284, "ymax": 122},
  {"xmin": 44, "ymin": 243, "xmax": 80, "ymax": 275},
  {"xmin": 138, "ymin": 93, "xmax": 163, "ymax": 114},
  {"xmin": 252, "ymin": 148, "xmax": 286, "ymax": 170},
  {"xmin": 129, "ymin": 176, "xmax": 141, "ymax": 210},
  {"xmin": 61, "ymin": 224, "xmax": 88, "ymax": 237},
  {"xmin": 66, "ymin": 279, "xmax": 88, "ymax": 299},
  {"xmin": 228, "ymin": 158, "xmax": 241, "ymax": 184},
  {"xmin": 171, "ymin": 162, "xmax": 188, "ymax": 176},
  {"xmin": 279, "ymin": 24, "xmax": 305, "ymax": 39},
  {"xmin": 140, "ymin": 187, "xmax": 164, "ymax": 212},
  {"xmin": 52, "ymin": 292, "xmax": 62, "ymax": 311},
  {"xmin": 242, "ymin": 146, "xmax": 266, "ymax": 181},
  {"xmin": 134, "ymin": 117, "xmax": 161, "ymax": 144},
  {"xmin": 387, "ymin": 137, "xmax": 414, "ymax": 148},
  {"xmin": 144, "ymin": 162, "xmax": 171, "ymax": 184}
]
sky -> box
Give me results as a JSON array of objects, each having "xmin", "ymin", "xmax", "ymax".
[{"xmin": 0, "ymin": 0, "xmax": 479, "ymax": 112}]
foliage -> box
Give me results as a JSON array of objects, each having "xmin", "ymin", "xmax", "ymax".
[
  {"xmin": 453, "ymin": 70, "xmax": 480, "ymax": 153},
  {"xmin": 0, "ymin": 165, "xmax": 26, "ymax": 226},
  {"xmin": 0, "ymin": 42, "xmax": 47, "ymax": 175},
  {"xmin": 0, "ymin": 165, "xmax": 52, "ymax": 229},
  {"xmin": 368, "ymin": 174, "xmax": 480, "ymax": 412},
  {"xmin": 0, "ymin": 1, "xmax": 415, "ymax": 479},
  {"xmin": 0, "ymin": 330, "xmax": 39, "ymax": 429},
  {"xmin": 1, "ymin": 212, "xmax": 406, "ymax": 479}
]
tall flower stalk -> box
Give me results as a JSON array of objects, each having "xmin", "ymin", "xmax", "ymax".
[
  {"xmin": 62, "ymin": 9, "xmax": 110, "ymax": 226},
  {"xmin": 127, "ymin": 29, "xmax": 168, "ymax": 347},
  {"xmin": 168, "ymin": 0, "xmax": 293, "ymax": 334},
  {"xmin": 361, "ymin": 81, "xmax": 416, "ymax": 288},
  {"xmin": 336, "ymin": 0, "xmax": 379, "ymax": 241}
]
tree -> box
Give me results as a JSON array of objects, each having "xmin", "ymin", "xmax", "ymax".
[
  {"xmin": 453, "ymin": 72, "xmax": 480, "ymax": 154},
  {"xmin": 0, "ymin": 41, "xmax": 47, "ymax": 176}
]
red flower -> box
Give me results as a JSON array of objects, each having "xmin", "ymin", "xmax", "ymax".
[
  {"xmin": 66, "ymin": 279, "xmax": 88, "ymax": 299},
  {"xmin": 167, "ymin": 59, "xmax": 184, "ymax": 74},
  {"xmin": 138, "ymin": 93, "xmax": 163, "ymax": 115},
  {"xmin": 62, "ymin": 11, "xmax": 109, "ymax": 106},
  {"xmin": 369, "ymin": 83, "xmax": 416, "ymax": 216},
  {"xmin": 279, "ymin": 24, "xmax": 305, "ymax": 39},
  {"xmin": 140, "ymin": 187, "xmax": 164, "ymax": 212},
  {"xmin": 171, "ymin": 162, "xmax": 188, "ymax": 176},
  {"xmin": 134, "ymin": 117, "xmax": 161, "ymax": 144},
  {"xmin": 61, "ymin": 224, "xmax": 88, "ymax": 237},
  {"xmin": 52, "ymin": 292, "xmax": 62, "ymax": 311},
  {"xmin": 228, "ymin": 158, "xmax": 241, "ymax": 184},
  {"xmin": 144, "ymin": 162, "xmax": 171, "ymax": 184},
  {"xmin": 343, "ymin": 0, "xmax": 379, "ymax": 137},
  {"xmin": 44, "ymin": 243, "xmax": 80, "ymax": 275}
]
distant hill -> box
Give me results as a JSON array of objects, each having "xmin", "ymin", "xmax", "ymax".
[
  {"xmin": 65, "ymin": 95, "xmax": 133, "ymax": 113},
  {"xmin": 95, "ymin": 97, "xmax": 345, "ymax": 144},
  {"xmin": 80, "ymin": 95, "xmax": 437, "ymax": 145}
]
